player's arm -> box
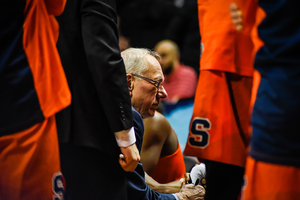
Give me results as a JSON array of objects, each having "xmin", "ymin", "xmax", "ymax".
[
  {"xmin": 145, "ymin": 172, "xmax": 183, "ymax": 193},
  {"xmin": 141, "ymin": 112, "xmax": 169, "ymax": 175},
  {"xmin": 146, "ymin": 172, "xmax": 206, "ymax": 199}
]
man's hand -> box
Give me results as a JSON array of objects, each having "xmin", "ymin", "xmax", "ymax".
[
  {"xmin": 175, "ymin": 184, "xmax": 205, "ymax": 200},
  {"xmin": 229, "ymin": 3, "xmax": 243, "ymax": 31},
  {"xmin": 119, "ymin": 143, "xmax": 140, "ymax": 172}
]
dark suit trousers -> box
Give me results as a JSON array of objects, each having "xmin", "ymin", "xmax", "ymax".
[{"xmin": 59, "ymin": 143, "xmax": 127, "ymax": 200}]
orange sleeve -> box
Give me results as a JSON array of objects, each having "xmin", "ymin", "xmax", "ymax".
[
  {"xmin": 44, "ymin": 0, "xmax": 67, "ymax": 16},
  {"xmin": 151, "ymin": 144, "xmax": 186, "ymax": 184},
  {"xmin": 23, "ymin": 0, "xmax": 71, "ymax": 118}
]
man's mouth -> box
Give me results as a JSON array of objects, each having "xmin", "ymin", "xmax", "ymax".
[{"xmin": 152, "ymin": 104, "xmax": 158, "ymax": 110}]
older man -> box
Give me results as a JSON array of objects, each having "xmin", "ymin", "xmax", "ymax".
[{"xmin": 121, "ymin": 48, "xmax": 205, "ymax": 200}]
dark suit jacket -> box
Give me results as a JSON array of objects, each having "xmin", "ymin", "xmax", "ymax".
[
  {"xmin": 55, "ymin": 0, "xmax": 133, "ymax": 156},
  {"xmin": 127, "ymin": 107, "xmax": 175, "ymax": 200}
]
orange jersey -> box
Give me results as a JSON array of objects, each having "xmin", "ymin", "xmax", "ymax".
[
  {"xmin": 198, "ymin": 0, "xmax": 257, "ymax": 76},
  {"xmin": 0, "ymin": 0, "xmax": 70, "ymax": 135},
  {"xmin": 151, "ymin": 143, "xmax": 186, "ymax": 183},
  {"xmin": 184, "ymin": 70, "xmax": 253, "ymax": 167},
  {"xmin": 0, "ymin": 116, "xmax": 65, "ymax": 200},
  {"xmin": 183, "ymin": 0, "xmax": 257, "ymax": 167},
  {"xmin": 241, "ymin": 156, "xmax": 300, "ymax": 200},
  {"xmin": 0, "ymin": 0, "xmax": 69, "ymax": 199}
]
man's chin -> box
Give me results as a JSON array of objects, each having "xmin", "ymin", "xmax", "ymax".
[{"xmin": 142, "ymin": 111, "xmax": 155, "ymax": 119}]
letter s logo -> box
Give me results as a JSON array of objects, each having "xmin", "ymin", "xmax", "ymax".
[
  {"xmin": 189, "ymin": 117, "xmax": 211, "ymax": 148},
  {"xmin": 52, "ymin": 172, "xmax": 65, "ymax": 200}
]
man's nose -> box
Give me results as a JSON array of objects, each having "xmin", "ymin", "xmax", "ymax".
[{"xmin": 157, "ymin": 85, "xmax": 168, "ymax": 99}]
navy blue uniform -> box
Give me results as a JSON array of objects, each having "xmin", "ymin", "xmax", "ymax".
[{"xmin": 250, "ymin": 0, "xmax": 300, "ymax": 167}]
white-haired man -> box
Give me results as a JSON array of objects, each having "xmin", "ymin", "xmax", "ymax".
[{"xmin": 122, "ymin": 48, "xmax": 205, "ymax": 200}]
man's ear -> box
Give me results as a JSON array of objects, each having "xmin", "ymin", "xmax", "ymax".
[{"xmin": 126, "ymin": 74, "xmax": 134, "ymax": 94}]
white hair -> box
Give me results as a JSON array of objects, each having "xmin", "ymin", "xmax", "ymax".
[{"xmin": 121, "ymin": 48, "xmax": 160, "ymax": 75}]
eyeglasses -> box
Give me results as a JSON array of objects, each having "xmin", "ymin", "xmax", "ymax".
[{"xmin": 132, "ymin": 73, "xmax": 163, "ymax": 90}]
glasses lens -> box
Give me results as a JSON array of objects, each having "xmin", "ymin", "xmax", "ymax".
[
  {"xmin": 132, "ymin": 74, "xmax": 162, "ymax": 90},
  {"xmin": 157, "ymin": 81, "xmax": 163, "ymax": 90}
]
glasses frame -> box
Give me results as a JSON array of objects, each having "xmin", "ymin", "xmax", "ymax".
[{"xmin": 132, "ymin": 73, "xmax": 162, "ymax": 90}]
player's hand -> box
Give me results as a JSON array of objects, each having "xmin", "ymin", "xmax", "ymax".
[
  {"xmin": 184, "ymin": 173, "xmax": 191, "ymax": 184},
  {"xmin": 229, "ymin": 3, "xmax": 243, "ymax": 31},
  {"xmin": 119, "ymin": 143, "xmax": 140, "ymax": 172}
]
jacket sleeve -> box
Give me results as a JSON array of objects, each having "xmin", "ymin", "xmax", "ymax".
[
  {"xmin": 127, "ymin": 163, "xmax": 176, "ymax": 200},
  {"xmin": 80, "ymin": 0, "xmax": 133, "ymax": 133}
]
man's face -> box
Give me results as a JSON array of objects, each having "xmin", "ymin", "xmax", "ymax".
[
  {"xmin": 155, "ymin": 43, "xmax": 177, "ymax": 74},
  {"xmin": 130, "ymin": 55, "xmax": 168, "ymax": 118}
]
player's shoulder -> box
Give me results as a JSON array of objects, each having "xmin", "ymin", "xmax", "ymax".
[
  {"xmin": 143, "ymin": 111, "xmax": 172, "ymax": 136},
  {"xmin": 153, "ymin": 111, "xmax": 171, "ymax": 127}
]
